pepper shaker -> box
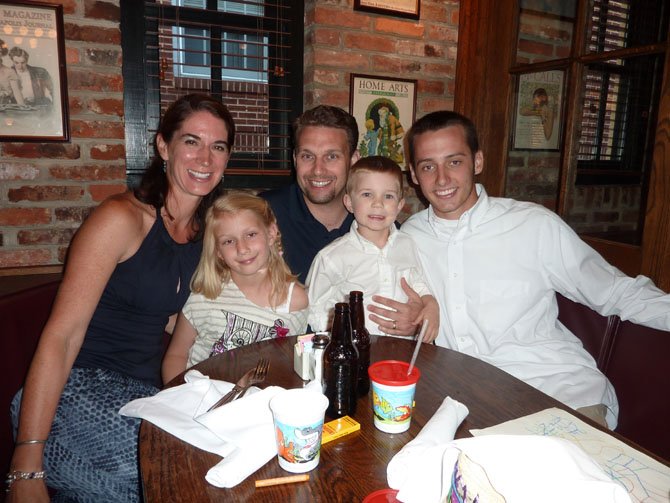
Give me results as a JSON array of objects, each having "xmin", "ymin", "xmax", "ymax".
[{"xmin": 311, "ymin": 332, "xmax": 330, "ymax": 391}]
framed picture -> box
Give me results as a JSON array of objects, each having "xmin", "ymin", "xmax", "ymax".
[
  {"xmin": 349, "ymin": 74, "xmax": 417, "ymax": 170},
  {"xmin": 353, "ymin": 0, "xmax": 420, "ymax": 20},
  {"xmin": 512, "ymin": 69, "xmax": 564, "ymax": 151},
  {"xmin": 0, "ymin": 1, "xmax": 69, "ymax": 141}
]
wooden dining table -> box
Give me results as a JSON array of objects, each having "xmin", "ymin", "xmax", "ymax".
[{"xmin": 139, "ymin": 334, "xmax": 639, "ymax": 502}]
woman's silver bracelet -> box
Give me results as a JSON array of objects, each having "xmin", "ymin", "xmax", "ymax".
[
  {"xmin": 5, "ymin": 470, "xmax": 47, "ymax": 491},
  {"xmin": 15, "ymin": 439, "xmax": 47, "ymax": 446}
]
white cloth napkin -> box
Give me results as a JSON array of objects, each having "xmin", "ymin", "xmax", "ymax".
[
  {"xmin": 387, "ymin": 396, "xmax": 469, "ymax": 502},
  {"xmin": 386, "ymin": 397, "xmax": 630, "ymax": 503},
  {"xmin": 119, "ymin": 370, "xmax": 286, "ymax": 488},
  {"xmin": 438, "ymin": 435, "xmax": 631, "ymax": 503}
]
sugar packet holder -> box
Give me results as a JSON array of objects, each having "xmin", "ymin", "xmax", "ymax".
[
  {"xmin": 293, "ymin": 332, "xmax": 329, "ymax": 380},
  {"xmin": 293, "ymin": 334, "xmax": 313, "ymax": 379}
]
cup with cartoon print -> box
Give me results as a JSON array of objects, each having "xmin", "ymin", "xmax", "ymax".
[{"xmin": 269, "ymin": 388, "xmax": 329, "ymax": 473}]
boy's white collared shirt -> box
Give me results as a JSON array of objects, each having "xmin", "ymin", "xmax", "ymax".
[{"xmin": 306, "ymin": 221, "xmax": 432, "ymax": 334}]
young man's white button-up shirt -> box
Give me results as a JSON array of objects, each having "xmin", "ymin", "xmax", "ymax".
[{"xmin": 402, "ymin": 184, "xmax": 670, "ymax": 428}]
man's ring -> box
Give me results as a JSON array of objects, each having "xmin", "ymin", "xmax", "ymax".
[{"xmin": 392, "ymin": 320, "xmax": 397, "ymax": 330}]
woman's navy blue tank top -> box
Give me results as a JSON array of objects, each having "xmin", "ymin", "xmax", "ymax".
[{"xmin": 74, "ymin": 208, "xmax": 202, "ymax": 387}]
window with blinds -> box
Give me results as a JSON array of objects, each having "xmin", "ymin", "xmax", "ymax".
[
  {"xmin": 576, "ymin": 0, "xmax": 668, "ymax": 185},
  {"xmin": 121, "ymin": 0, "xmax": 303, "ymax": 188}
]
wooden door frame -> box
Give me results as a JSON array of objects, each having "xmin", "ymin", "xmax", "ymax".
[{"xmin": 641, "ymin": 43, "xmax": 670, "ymax": 291}]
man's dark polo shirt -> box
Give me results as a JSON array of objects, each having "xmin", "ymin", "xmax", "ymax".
[{"xmin": 260, "ymin": 183, "xmax": 354, "ymax": 284}]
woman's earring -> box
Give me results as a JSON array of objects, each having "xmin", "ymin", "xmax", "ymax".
[
  {"xmin": 220, "ymin": 174, "xmax": 225, "ymax": 184},
  {"xmin": 163, "ymin": 160, "xmax": 167, "ymax": 173}
]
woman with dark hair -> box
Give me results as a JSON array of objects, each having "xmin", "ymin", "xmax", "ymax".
[{"xmin": 7, "ymin": 93, "xmax": 235, "ymax": 503}]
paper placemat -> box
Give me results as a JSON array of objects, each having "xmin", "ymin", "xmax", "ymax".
[{"xmin": 471, "ymin": 407, "xmax": 670, "ymax": 502}]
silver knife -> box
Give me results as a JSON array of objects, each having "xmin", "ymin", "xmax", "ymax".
[{"xmin": 206, "ymin": 367, "xmax": 255, "ymax": 412}]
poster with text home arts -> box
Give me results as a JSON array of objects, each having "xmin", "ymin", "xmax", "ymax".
[{"xmin": 350, "ymin": 74, "xmax": 417, "ymax": 170}]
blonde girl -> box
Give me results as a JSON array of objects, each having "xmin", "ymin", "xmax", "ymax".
[{"xmin": 162, "ymin": 192, "xmax": 308, "ymax": 383}]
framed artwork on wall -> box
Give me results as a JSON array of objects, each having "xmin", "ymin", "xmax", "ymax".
[
  {"xmin": 512, "ymin": 69, "xmax": 564, "ymax": 151},
  {"xmin": 353, "ymin": 0, "xmax": 420, "ymax": 20},
  {"xmin": 349, "ymin": 74, "xmax": 417, "ymax": 170},
  {"xmin": 0, "ymin": 1, "xmax": 69, "ymax": 141}
]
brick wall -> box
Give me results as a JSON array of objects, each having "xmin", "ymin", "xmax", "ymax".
[
  {"xmin": 1, "ymin": 0, "xmax": 124, "ymax": 269},
  {"xmin": 303, "ymin": 0, "xmax": 460, "ymax": 220},
  {"xmin": 506, "ymin": 151, "xmax": 561, "ymax": 211},
  {"xmin": 566, "ymin": 185, "xmax": 642, "ymax": 240},
  {"xmin": 304, "ymin": 1, "xmax": 458, "ymax": 114},
  {"xmin": 516, "ymin": 10, "xmax": 573, "ymax": 64},
  {"xmin": 1, "ymin": 0, "xmax": 459, "ymax": 270}
]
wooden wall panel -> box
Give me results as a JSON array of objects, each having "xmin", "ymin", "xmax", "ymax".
[
  {"xmin": 454, "ymin": 0, "xmax": 517, "ymax": 197},
  {"xmin": 641, "ymin": 46, "xmax": 670, "ymax": 291}
]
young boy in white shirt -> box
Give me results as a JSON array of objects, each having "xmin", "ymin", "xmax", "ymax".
[{"xmin": 306, "ymin": 155, "xmax": 438, "ymax": 341}]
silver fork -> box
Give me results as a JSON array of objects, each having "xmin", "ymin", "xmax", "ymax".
[
  {"xmin": 206, "ymin": 358, "xmax": 269, "ymax": 412},
  {"xmin": 237, "ymin": 357, "xmax": 269, "ymax": 399}
]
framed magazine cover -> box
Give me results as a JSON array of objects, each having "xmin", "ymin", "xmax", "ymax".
[
  {"xmin": 349, "ymin": 74, "xmax": 417, "ymax": 170},
  {"xmin": 0, "ymin": 1, "xmax": 69, "ymax": 141},
  {"xmin": 512, "ymin": 69, "xmax": 564, "ymax": 151}
]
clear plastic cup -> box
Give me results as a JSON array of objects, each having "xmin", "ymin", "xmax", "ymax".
[
  {"xmin": 269, "ymin": 388, "xmax": 329, "ymax": 473},
  {"xmin": 368, "ymin": 360, "xmax": 421, "ymax": 433}
]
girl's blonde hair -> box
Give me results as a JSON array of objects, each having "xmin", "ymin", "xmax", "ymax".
[{"xmin": 190, "ymin": 192, "xmax": 296, "ymax": 307}]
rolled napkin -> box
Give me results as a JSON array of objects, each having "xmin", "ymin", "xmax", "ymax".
[
  {"xmin": 119, "ymin": 370, "xmax": 284, "ymax": 487},
  {"xmin": 387, "ymin": 396, "xmax": 469, "ymax": 502}
]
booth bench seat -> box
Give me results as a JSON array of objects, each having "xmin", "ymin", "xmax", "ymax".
[
  {"xmin": 1, "ymin": 280, "xmax": 60, "ymax": 479},
  {"xmin": 556, "ymin": 293, "xmax": 670, "ymax": 462}
]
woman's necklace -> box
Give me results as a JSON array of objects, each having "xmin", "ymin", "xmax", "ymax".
[
  {"xmin": 161, "ymin": 206, "xmax": 176, "ymax": 224},
  {"xmin": 161, "ymin": 206, "xmax": 194, "ymax": 242}
]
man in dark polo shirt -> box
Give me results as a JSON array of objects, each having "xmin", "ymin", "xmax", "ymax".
[{"xmin": 261, "ymin": 105, "xmax": 360, "ymax": 283}]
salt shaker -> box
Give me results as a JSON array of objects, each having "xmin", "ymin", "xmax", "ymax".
[{"xmin": 310, "ymin": 332, "xmax": 330, "ymax": 390}]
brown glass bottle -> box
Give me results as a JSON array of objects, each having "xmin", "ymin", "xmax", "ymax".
[
  {"xmin": 349, "ymin": 291, "xmax": 371, "ymax": 396},
  {"xmin": 324, "ymin": 302, "xmax": 359, "ymax": 418}
]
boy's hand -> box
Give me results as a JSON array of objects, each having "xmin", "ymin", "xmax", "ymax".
[{"xmin": 369, "ymin": 278, "xmax": 422, "ymax": 336}]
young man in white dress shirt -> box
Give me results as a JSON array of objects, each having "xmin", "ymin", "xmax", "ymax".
[{"xmin": 373, "ymin": 110, "xmax": 670, "ymax": 428}]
